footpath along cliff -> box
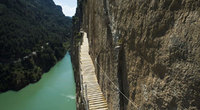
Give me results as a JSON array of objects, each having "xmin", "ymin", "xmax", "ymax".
[{"xmin": 72, "ymin": 0, "xmax": 200, "ymax": 109}]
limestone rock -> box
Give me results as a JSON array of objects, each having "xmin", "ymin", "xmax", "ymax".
[{"xmin": 75, "ymin": 0, "xmax": 200, "ymax": 109}]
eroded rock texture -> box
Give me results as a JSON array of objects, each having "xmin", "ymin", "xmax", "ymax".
[{"xmin": 76, "ymin": 0, "xmax": 200, "ymax": 109}]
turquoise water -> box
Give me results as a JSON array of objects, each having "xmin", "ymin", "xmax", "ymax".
[{"xmin": 0, "ymin": 53, "xmax": 76, "ymax": 110}]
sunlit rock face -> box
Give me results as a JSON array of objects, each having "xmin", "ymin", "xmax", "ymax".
[{"xmin": 76, "ymin": 0, "xmax": 200, "ymax": 109}]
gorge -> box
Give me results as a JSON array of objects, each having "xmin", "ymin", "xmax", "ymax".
[
  {"xmin": 0, "ymin": 0, "xmax": 200, "ymax": 110},
  {"xmin": 0, "ymin": 0, "xmax": 76, "ymax": 109},
  {"xmin": 0, "ymin": 0, "xmax": 71, "ymax": 92}
]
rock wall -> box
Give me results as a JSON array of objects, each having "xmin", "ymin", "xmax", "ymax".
[
  {"xmin": 71, "ymin": 0, "xmax": 85, "ymax": 109},
  {"xmin": 76, "ymin": 0, "xmax": 200, "ymax": 109}
]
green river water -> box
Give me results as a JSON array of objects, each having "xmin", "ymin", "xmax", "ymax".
[{"xmin": 0, "ymin": 53, "xmax": 76, "ymax": 110}]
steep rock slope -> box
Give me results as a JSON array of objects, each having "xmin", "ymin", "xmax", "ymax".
[
  {"xmin": 71, "ymin": 1, "xmax": 85, "ymax": 109},
  {"xmin": 0, "ymin": 0, "xmax": 72, "ymax": 92},
  {"xmin": 75, "ymin": 0, "xmax": 200, "ymax": 109}
]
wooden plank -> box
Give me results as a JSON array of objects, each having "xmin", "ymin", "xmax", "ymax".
[{"xmin": 80, "ymin": 32, "xmax": 108, "ymax": 110}]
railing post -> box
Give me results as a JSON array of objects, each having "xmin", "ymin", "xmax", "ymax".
[{"xmin": 85, "ymin": 84, "xmax": 89, "ymax": 110}]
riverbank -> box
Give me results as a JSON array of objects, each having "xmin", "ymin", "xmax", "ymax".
[
  {"xmin": 0, "ymin": 53, "xmax": 76, "ymax": 110},
  {"xmin": 0, "ymin": 0, "xmax": 71, "ymax": 92}
]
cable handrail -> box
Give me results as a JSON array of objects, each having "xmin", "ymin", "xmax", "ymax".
[
  {"xmin": 94, "ymin": 55, "xmax": 138, "ymax": 109},
  {"xmin": 81, "ymin": 31, "xmax": 139, "ymax": 109}
]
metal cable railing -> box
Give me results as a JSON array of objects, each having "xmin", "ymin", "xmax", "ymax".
[{"xmin": 83, "ymin": 32, "xmax": 139, "ymax": 109}]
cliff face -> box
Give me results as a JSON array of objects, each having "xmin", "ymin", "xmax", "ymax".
[
  {"xmin": 0, "ymin": 0, "xmax": 71, "ymax": 92},
  {"xmin": 71, "ymin": 0, "xmax": 84, "ymax": 109},
  {"xmin": 76, "ymin": 0, "xmax": 200, "ymax": 109}
]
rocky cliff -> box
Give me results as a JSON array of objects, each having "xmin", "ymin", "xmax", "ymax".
[
  {"xmin": 71, "ymin": 1, "xmax": 84, "ymax": 109},
  {"xmin": 74, "ymin": 0, "xmax": 200, "ymax": 109}
]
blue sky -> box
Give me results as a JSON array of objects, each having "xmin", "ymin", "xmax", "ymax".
[{"xmin": 53, "ymin": 0, "xmax": 77, "ymax": 16}]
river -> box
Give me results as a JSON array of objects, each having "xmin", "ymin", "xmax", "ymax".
[{"xmin": 0, "ymin": 53, "xmax": 76, "ymax": 110}]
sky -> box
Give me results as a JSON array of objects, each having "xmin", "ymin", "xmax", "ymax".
[{"xmin": 53, "ymin": 0, "xmax": 77, "ymax": 17}]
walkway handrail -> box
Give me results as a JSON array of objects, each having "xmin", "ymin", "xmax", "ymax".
[
  {"xmin": 79, "ymin": 31, "xmax": 108, "ymax": 110},
  {"xmin": 79, "ymin": 32, "xmax": 89, "ymax": 110},
  {"xmin": 85, "ymin": 84, "xmax": 89, "ymax": 110}
]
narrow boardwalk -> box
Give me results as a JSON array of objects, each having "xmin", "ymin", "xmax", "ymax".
[{"xmin": 80, "ymin": 32, "xmax": 108, "ymax": 110}]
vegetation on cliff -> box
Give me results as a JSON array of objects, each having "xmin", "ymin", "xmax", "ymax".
[{"xmin": 0, "ymin": 0, "xmax": 72, "ymax": 92}]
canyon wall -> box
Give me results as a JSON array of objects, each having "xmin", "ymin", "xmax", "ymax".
[
  {"xmin": 71, "ymin": 0, "xmax": 85, "ymax": 109},
  {"xmin": 75, "ymin": 0, "xmax": 200, "ymax": 109}
]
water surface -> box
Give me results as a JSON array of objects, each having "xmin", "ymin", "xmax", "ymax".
[{"xmin": 0, "ymin": 53, "xmax": 76, "ymax": 110}]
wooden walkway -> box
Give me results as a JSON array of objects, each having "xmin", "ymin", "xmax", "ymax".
[{"xmin": 80, "ymin": 32, "xmax": 108, "ymax": 110}]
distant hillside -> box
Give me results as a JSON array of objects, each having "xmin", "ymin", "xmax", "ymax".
[{"xmin": 0, "ymin": 0, "xmax": 72, "ymax": 92}]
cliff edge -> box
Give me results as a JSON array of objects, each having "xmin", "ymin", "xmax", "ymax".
[{"xmin": 74, "ymin": 0, "xmax": 200, "ymax": 109}]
